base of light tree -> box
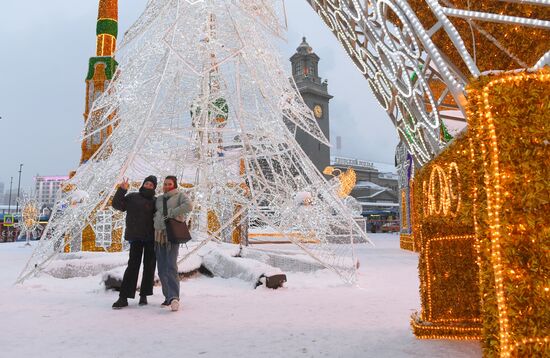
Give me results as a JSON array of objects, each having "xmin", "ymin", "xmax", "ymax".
[
  {"xmin": 91, "ymin": 242, "xmax": 290, "ymax": 290},
  {"xmin": 103, "ymin": 266, "xmax": 209, "ymax": 291},
  {"xmin": 410, "ymin": 313, "xmax": 482, "ymax": 341},
  {"xmin": 399, "ymin": 233, "xmax": 417, "ymax": 252}
]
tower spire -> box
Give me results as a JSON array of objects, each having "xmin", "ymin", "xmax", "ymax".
[
  {"xmin": 79, "ymin": 0, "xmax": 119, "ymax": 165},
  {"xmin": 96, "ymin": 0, "xmax": 118, "ymax": 56}
]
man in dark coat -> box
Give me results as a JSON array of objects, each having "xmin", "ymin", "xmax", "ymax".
[{"xmin": 111, "ymin": 175, "xmax": 157, "ymax": 309}]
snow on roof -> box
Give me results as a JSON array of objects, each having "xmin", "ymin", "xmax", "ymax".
[
  {"xmin": 377, "ymin": 172, "xmax": 398, "ymax": 180},
  {"xmin": 355, "ymin": 181, "xmax": 385, "ymax": 190},
  {"xmin": 358, "ymin": 201, "xmax": 400, "ymax": 207},
  {"xmin": 358, "ymin": 189, "xmax": 391, "ymax": 199}
]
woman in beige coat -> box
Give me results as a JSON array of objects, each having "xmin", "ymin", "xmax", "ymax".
[{"xmin": 154, "ymin": 176, "xmax": 193, "ymax": 311}]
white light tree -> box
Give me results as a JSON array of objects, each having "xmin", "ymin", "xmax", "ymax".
[{"xmin": 18, "ymin": 0, "xmax": 371, "ymax": 284}]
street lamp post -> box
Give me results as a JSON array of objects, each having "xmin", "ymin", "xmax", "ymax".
[
  {"xmin": 7, "ymin": 177, "xmax": 13, "ymax": 214},
  {"xmin": 15, "ymin": 164, "xmax": 23, "ymax": 216}
]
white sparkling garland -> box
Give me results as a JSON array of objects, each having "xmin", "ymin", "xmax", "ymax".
[{"xmin": 442, "ymin": 7, "xmax": 550, "ymax": 30}]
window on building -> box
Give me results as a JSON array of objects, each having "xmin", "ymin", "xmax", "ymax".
[{"xmin": 295, "ymin": 61, "xmax": 303, "ymax": 77}]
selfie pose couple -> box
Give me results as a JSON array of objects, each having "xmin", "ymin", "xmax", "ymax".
[{"xmin": 111, "ymin": 175, "xmax": 193, "ymax": 312}]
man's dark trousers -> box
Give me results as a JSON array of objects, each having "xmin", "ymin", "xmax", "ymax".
[{"xmin": 119, "ymin": 241, "xmax": 156, "ymax": 298}]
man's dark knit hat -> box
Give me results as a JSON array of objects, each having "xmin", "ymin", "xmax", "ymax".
[{"xmin": 143, "ymin": 175, "xmax": 158, "ymax": 189}]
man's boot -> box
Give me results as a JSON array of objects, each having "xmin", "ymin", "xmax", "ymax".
[{"xmin": 112, "ymin": 297, "xmax": 129, "ymax": 309}]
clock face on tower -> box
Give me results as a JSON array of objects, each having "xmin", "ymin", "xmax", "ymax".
[{"xmin": 313, "ymin": 104, "xmax": 323, "ymax": 119}]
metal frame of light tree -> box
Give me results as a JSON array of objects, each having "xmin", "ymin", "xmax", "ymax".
[
  {"xmin": 17, "ymin": 0, "xmax": 370, "ymax": 285},
  {"xmin": 305, "ymin": 0, "xmax": 550, "ymax": 167}
]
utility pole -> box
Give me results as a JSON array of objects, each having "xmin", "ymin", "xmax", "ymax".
[
  {"xmin": 7, "ymin": 177, "xmax": 13, "ymax": 214},
  {"xmin": 15, "ymin": 163, "xmax": 23, "ymax": 216}
]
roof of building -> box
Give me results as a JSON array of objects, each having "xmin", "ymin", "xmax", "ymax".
[
  {"xmin": 331, "ymin": 156, "xmax": 397, "ymax": 175},
  {"xmin": 34, "ymin": 176, "xmax": 69, "ymax": 181},
  {"xmin": 295, "ymin": 37, "xmax": 315, "ymax": 56}
]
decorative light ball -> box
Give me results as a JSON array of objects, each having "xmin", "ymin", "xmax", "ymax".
[
  {"xmin": 343, "ymin": 196, "xmax": 362, "ymax": 217},
  {"xmin": 294, "ymin": 191, "xmax": 313, "ymax": 206},
  {"xmin": 70, "ymin": 190, "xmax": 90, "ymax": 207}
]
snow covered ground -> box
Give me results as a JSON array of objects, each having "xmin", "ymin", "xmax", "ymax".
[{"xmin": 0, "ymin": 234, "xmax": 481, "ymax": 358}]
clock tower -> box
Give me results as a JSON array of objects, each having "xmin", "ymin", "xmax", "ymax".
[{"xmin": 290, "ymin": 37, "xmax": 333, "ymax": 173}]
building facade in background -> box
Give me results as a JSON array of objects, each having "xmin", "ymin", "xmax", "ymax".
[
  {"xmin": 0, "ymin": 189, "xmax": 19, "ymax": 208},
  {"xmin": 34, "ymin": 176, "xmax": 69, "ymax": 208},
  {"xmin": 331, "ymin": 156, "xmax": 399, "ymax": 220},
  {"xmin": 0, "ymin": 182, "xmax": 6, "ymax": 206}
]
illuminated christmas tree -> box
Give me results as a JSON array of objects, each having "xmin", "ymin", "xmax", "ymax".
[{"xmin": 18, "ymin": 0, "xmax": 370, "ymax": 284}]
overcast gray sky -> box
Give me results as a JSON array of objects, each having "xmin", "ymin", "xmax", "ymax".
[{"xmin": 0, "ymin": 0, "xmax": 398, "ymax": 191}]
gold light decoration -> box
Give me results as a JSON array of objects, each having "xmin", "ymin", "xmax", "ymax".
[
  {"xmin": 338, "ymin": 168, "xmax": 356, "ymax": 198},
  {"xmin": 231, "ymin": 204, "xmax": 244, "ymax": 245},
  {"xmin": 411, "ymin": 69, "xmax": 550, "ymax": 355},
  {"xmin": 322, "ymin": 166, "xmax": 335, "ymax": 176},
  {"xmin": 304, "ymin": 1, "xmax": 549, "ymax": 353},
  {"xmin": 466, "ymin": 70, "xmax": 550, "ymax": 358},
  {"xmin": 65, "ymin": 196, "xmax": 123, "ymax": 253},
  {"xmin": 406, "ymin": 0, "xmax": 550, "ymax": 76},
  {"xmin": 207, "ymin": 210, "xmax": 222, "ymax": 239},
  {"xmin": 323, "ymin": 166, "xmax": 357, "ymax": 198},
  {"xmin": 21, "ymin": 204, "xmax": 40, "ymax": 231},
  {"xmin": 81, "ymin": 222, "xmax": 123, "ymax": 253},
  {"xmin": 399, "ymin": 233, "xmax": 416, "ymax": 252},
  {"xmin": 423, "ymin": 163, "xmax": 461, "ymax": 218},
  {"xmin": 411, "ymin": 130, "xmax": 482, "ymax": 340},
  {"xmin": 400, "ymin": 183, "xmax": 420, "ymax": 253},
  {"xmin": 401, "ymin": 190, "xmax": 408, "ymax": 229}
]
